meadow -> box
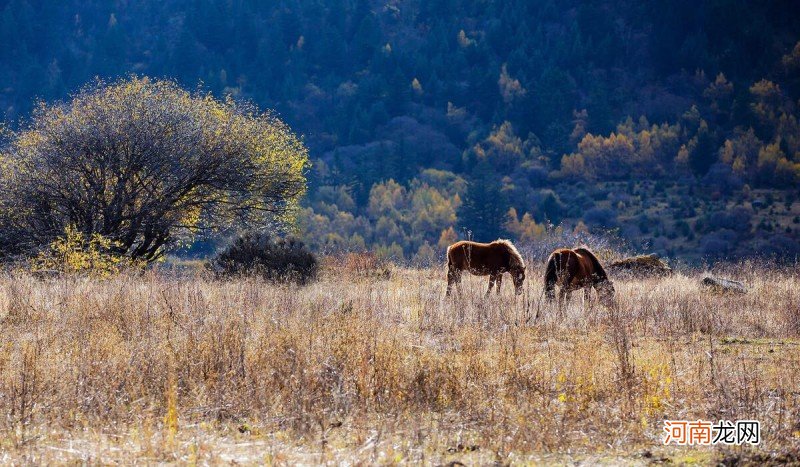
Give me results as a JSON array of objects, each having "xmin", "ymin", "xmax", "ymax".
[{"xmin": 1, "ymin": 259, "xmax": 799, "ymax": 465}]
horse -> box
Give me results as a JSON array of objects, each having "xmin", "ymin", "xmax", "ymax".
[
  {"xmin": 544, "ymin": 247, "xmax": 615, "ymax": 308},
  {"xmin": 446, "ymin": 239, "xmax": 526, "ymax": 297}
]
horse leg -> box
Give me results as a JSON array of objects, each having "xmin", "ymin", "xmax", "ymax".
[
  {"xmin": 495, "ymin": 274, "xmax": 503, "ymax": 294},
  {"xmin": 545, "ymin": 284, "xmax": 556, "ymax": 301},
  {"xmin": 584, "ymin": 287, "xmax": 591, "ymax": 307},
  {"xmin": 453, "ymin": 269, "xmax": 464, "ymax": 296},
  {"xmin": 446, "ymin": 269, "xmax": 453, "ymax": 297},
  {"xmin": 485, "ymin": 274, "xmax": 496, "ymax": 297},
  {"xmin": 446, "ymin": 266, "xmax": 460, "ymax": 297}
]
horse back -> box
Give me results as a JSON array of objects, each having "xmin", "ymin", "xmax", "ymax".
[
  {"xmin": 546, "ymin": 248, "xmax": 590, "ymax": 285},
  {"xmin": 447, "ymin": 241, "xmax": 476, "ymax": 268},
  {"xmin": 447, "ymin": 241, "xmax": 508, "ymax": 274},
  {"xmin": 548, "ymin": 248, "xmax": 579, "ymax": 270}
]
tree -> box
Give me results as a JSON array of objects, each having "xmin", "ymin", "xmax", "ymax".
[
  {"xmin": 457, "ymin": 162, "xmax": 509, "ymax": 241},
  {"xmin": 504, "ymin": 207, "xmax": 545, "ymax": 243},
  {"xmin": 466, "ymin": 121, "xmax": 528, "ymax": 174},
  {"xmin": 563, "ymin": 132, "xmax": 636, "ymax": 179},
  {"xmin": 0, "ymin": 77, "xmax": 309, "ymax": 262},
  {"xmin": 688, "ymin": 120, "xmax": 717, "ymax": 176},
  {"xmin": 703, "ymin": 73, "xmax": 733, "ymax": 122},
  {"xmin": 498, "ymin": 64, "xmax": 526, "ymax": 104}
]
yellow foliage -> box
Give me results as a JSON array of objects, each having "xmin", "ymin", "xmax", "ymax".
[
  {"xmin": 639, "ymin": 361, "xmax": 672, "ymax": 417},
  {"xmin": 504, "ymin": 208, "xmax": 545, "ymax": 243},
  {"xmin": 31, "ymin": 225, "xmax": 143, "ymax": 277},
  {"xmin": 562, "ymin": 118, "xmax": 681, "ymax": 178},
  {"xmin": 559, "ymin": 152, "xmax": 587, "ymax": 179},
  {"xmin": 703, "ymin": 73, "xmax": 734, "ymax": 114},
  {"xmin": 5, "ymin": 76, "xmax": 309, "ymax": 261},
  {"xmin": 411, "ymin": 78, "xmax": 423, "ymax": 95},
  {"xmin": 163, "ymin": 372, "xmax": 179, "ymax": 449},
  {"xmin": 498, "ymin": 64, "xmax": 526, "ymax": 103},
  {"xmin": 781, "ymin": 41, "xmax": 800, "ymax": 68},
  {"xmin": 457, "ymin": 29, "xmax": 476, "ymax": 48},
  {"xmin": 750, "ymin": 79, "xmax": 785, "ymax": 126},
  {"xmin": 675, "ymin": 144, "xmax": 690, "ymax": 167},
  {"xmin": 438, "ymin": 226, "xmax": 458, "ymax": 250}
]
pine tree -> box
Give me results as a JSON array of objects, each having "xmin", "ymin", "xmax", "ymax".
[
  {"xmin": 457, "ymin": 162, "xmax": 509, "ymax": 241},
  {"xmin": 689, "ymin": 121, "xmax": 717, "ymax": 176}
]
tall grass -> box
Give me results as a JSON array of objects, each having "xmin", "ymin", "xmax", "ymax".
[{"xmin": 0, "ymin": 261, "xmax": 798, "ymax": 463}]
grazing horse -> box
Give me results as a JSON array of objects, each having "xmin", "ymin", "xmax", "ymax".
[
  {"xmin": 544, "ymin": 247, "xmax": 615, "ymax": 308},
  {"xmin": 446, "ymin": 240, "xmax": 526, "ymax": 297}
]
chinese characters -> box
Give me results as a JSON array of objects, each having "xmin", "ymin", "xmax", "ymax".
[{"xmin": 663, "ymin": 420, "xmax": 760, "ymax": 445}]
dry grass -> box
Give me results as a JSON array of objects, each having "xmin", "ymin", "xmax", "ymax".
[{"xmin": 1, "ymin": 260, "xmax": 799, "ymax": 464}]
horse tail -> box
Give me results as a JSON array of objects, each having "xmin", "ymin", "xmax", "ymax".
[
  {"xmin": 544, "ymin": 252, "xmax": 558, "ymax": 300},
  {"xmin": 446, "ymin": 242, "xmax": 462, "ymax": 271},
  {"xmin": 445, "ymin": 243, "xmax": 463, "ymax": 297},
  {"xmin": 574, "ymin": 247, "xmax": 608, "ymax": 281}
]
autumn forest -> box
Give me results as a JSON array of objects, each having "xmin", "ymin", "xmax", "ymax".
[{"xmin": 2, "ymin": 0, "xmax": 800, "ymax": 262}]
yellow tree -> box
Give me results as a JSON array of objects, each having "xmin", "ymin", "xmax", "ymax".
[
  {"xmin": 0, "ymin": 77, "xmax": 309, "ymax": 261},
  {"xmin": 504, "ymin": 208, "xmax": 545, "ymax": 243}
]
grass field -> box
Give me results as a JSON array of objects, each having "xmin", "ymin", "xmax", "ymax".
[{"xmin": 1, "ymin": 260, "xmax": 799, "ymax": 464}]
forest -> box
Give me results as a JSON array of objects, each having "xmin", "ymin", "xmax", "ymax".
[{"xmin": 2, "ymin": 0, "xmax": 800, "ymax": 261}]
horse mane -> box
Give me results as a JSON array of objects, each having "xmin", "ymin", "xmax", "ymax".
[
  {"xmin": 574, "ymin": 246, "xmax": 608, "ymax": 280},
  {"xmin": 492, "ymin": 239, "xmax": 525, "ymax": 269}
]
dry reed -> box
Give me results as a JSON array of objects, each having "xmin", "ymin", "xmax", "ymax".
[{"xmin": 0, "ymin": 261, "xmax": 798, "ymax": 464}]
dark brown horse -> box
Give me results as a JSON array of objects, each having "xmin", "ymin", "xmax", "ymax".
[
  {"xmin": 446, "ymin": 240, "xmax": 526, "ymax": 296},
  {"xmin": 544, "ymin": 247, "xmax": 615, "ymax": 308}
]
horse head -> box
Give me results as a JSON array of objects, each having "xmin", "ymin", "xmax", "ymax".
[
  {"xmin": 511, "ymin": 265, "xmax": 526, "ymax": 295},
  {"xmin": 596, "ymin": 279, "xmax": 616, "ymax": 307}
]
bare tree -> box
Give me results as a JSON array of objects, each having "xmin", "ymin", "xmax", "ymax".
[{"xmin": 0, "ymin": 77, "xmax": 309, "ymax": 262}]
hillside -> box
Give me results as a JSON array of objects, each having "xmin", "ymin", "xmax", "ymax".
[{"xmin": 2, "ymin": 0, "xmax": 800, "ymax": 260}]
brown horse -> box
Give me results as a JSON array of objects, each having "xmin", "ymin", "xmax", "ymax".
[
  {"xmin": 446, "ymin": 240, "xmax": 526, "ymax": 296},
  {"xmin": 544, "ymin": 247, "xmax": 615, "ymax": 308}
]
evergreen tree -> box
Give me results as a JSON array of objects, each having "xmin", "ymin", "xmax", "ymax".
[
  {"xmin": 457, "ymin": 162, "xmax": 509, "ymax": 241},
  {"xmin": 689, "ymin": 121, "xmax": 717, "ymax": 176}
]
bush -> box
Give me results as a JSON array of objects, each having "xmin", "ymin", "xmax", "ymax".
[
  {"xmin": 701, "ymin": 229, "xmax": 738, "ymax": 259},
  {"xmin": 705, "ymin": 207, "xmax": 752, "ymax": 233},
  {"xmin": 702, "ymin": 163, "xmax": 743, "ymax": 195},
  {"xmin": 583, "ymin": 207, "xmax": 619, "ymax": 230},
  {"xmin": 341, "ymin": 252, "xmax": 392, "ymax": 279},
  {"xmin": 31, "ymin": 225, "xmax": 144, "ymax": 277},
  {"xmin": 751, "ymin": 234, "xmax": 800, "ymax": 261},
  {"xmin": 210, "ymin": 233, "xmax": 318, "ymax": 284}
]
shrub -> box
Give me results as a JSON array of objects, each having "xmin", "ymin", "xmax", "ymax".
[
  {"xmin": 705, "ymin": 207, "xmax": 752, "ymax": 233},
  {"xmin": 342, "ymin": 251, "xmax": 392, "ymax": 279},
  {"xmin": 751, "ymin": 234, "xmax": 800, "ymax": 260},
  {"xmin": 701, "ymin": 229, "xmax": 738, "ymax": 259},
  {"xmin": 675, "ymin": 220, "xmax": 692, "ymax": 237},
  {"xmin": 583, "ymin": 207, "xmax": 619, "ymax": 230},
  {"xmin": 31, "ymin": 225, "xmax": 143, "ymax": 277},
  {"xmin": 210, "ymin": 233, "xmax": 318, "ymax": 284},
  {"xmin": 702, "ymin": 163, "xmax": 743, "ymax": 194}
]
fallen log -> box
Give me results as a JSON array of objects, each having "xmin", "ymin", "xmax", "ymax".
[
  {"xmin": 701, "ymin": 276, "xmax": 747, "ymax": 294},
  {"xmin": 608, "ymin": 253, "xmax": 672, "ymax": 278}
]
